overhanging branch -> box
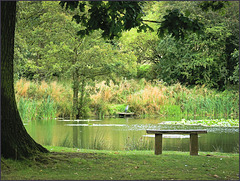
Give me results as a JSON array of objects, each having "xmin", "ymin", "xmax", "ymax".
[{"xmin": 142, "ymin": 19, "xmax": 161, "ymax": 24}]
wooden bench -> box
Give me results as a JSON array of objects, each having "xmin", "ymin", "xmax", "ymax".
[
  {"xmin": 146, "ymin": 130, "xmax": 207, "ymax": 156},
  {"xmin": 117, "ymin": 112, "xmax": 135, "ymax": 118}
]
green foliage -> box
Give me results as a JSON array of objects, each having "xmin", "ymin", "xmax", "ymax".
[
  {"xmin": 37, "ymin": 95, "xmax": 56, "ymax": 119},
  {"xmin": 229, "ymin": 49, "xmax": 239, "ymax": 84},
  {"xmin": 14, "ymin": 1, "xmax": 139, "ymax": 119},
  {"xmin": 14, "ymin": 1, "xmax": 238, "ymax": 90},
  {"xmin": 199, "ymin": 1, "xmax": 230, "ymax": 12},
  {"xmin": 107, "ymin": 104, "xmax": 127, "ymax": 115},
  {"xmin": 14, "ymin": 1, "xmax": 76, "ymax": 80},
  {"xmin": 18, "ymin": 97, "xmax": 38, "ymax": 122},
  {"xmin": 13, "ymin": 1, "xmax": 239, "ymax": 120},
  {"xmin": 17, "ymin": 96, "xmax": 56, "ymax": 122},
  {"xmin": 146, "ymin": 1, "xmax": 238, "ymax": 89},
  {"xmin": 158, "ymin": 9, "xmax": 204, "ymax": 40},
  {"xmin": 153, "ymin": 31, "xmax": 230, "ymax": 88},
  {"xmin": 60, "ymin": 1, "xmax": 153, "ymax": 39},
  {"xmin": 137, "ymin": 64, "xmax": 153, "ymax": 80},
  {"xmin": 117, "ymin": 1, "xmax": 238, "ymax": 90},
  {"xmin": 160, "ymin": 105, "xmax": 181, "ymax": 117},
  {"xmin": 179, "ymin": 88, "xmax": 239, "ymax": 119}
]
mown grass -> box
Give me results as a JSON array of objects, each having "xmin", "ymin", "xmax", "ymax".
[
  {"xmin": 15, "ymin": 78, "xmax": 239, "ymax": 120},
  {"xmin": 1, "ymin": 146, "xmax": 239, "ymax": 180}
]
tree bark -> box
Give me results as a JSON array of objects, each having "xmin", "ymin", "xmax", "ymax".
[
  {"xmin": 1, "ymin": 1, "xmax": 48, "ymax": 159},
  {"xmin": 72, "ymin": 67, "xmax": 79, "ymax": 119},
  {"xmin": 78, "ymin": 76, "xmax": 85, "ymax": 118},
  {"xmin": 72, "ymin": 46, "xmax": 80, "ymax": 119}
]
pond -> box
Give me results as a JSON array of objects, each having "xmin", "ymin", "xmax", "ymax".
[{"xmin": 24, "ymin": 117, "xmax": 239, "ymax": 153}]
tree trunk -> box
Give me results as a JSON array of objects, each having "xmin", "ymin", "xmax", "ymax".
[
  {"xmin": 78, "ymin": 76, "xmax": 85, "ymax": 118},
  {"xmin": 72, "ymin": 46, "xmax": 80, "ymax": 119},
  {"xmin": 1, "ymin": 1, "xmax": 48, "ymax": 159},
  {"xmin": 72, "ymin": 68, "xmax": 79, "ymax": 119}
]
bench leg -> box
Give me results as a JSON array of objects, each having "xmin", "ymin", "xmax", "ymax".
[
  {"xmin": 155, "ymin": 134, "xmax": 162, "ymax": 155},
  {"xmin": 190, "ymin": 133, "xmax": 198, "ymax": 156}
]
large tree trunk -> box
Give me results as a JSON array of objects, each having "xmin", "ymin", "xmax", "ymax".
[{"xmin": 1, "ymin": 1, "xmax": 48, "ymax": 159}]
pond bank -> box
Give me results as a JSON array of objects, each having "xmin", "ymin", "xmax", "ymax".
[
  {"xmin": 1, "ymin": 146, "xmax": 239, "ymax": 180},
  {"xmin": 15, "ymin": 78, "xmax": 239, "ymax": 120}
]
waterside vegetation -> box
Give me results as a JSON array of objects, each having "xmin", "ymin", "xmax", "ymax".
[
  {"xmin": 15, "ymin": 78, "xmax": 239, "ymax": 121},
  {"xmin": 162, "ymin": 119, "xmax": 239, "ymax": 127}
]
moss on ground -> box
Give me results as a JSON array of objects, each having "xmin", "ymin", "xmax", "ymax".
[{"xmin": 1, "ymin": 146, "xmax": 239, "ymax": 180}]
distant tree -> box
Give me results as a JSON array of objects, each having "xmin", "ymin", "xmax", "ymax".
[
  {"xmin": 152, "ymin": 1, "xmax": 238, "ymax": 89},
  {"xmin": 14, "ymin": 1, "xmax": 75, "ymax": 80},
  {"xmin": 69, "ymin": 32, "xmax": 137, "ymax": 118},
  {"xmin": 119, "ymin": 1, "xmax": 238, "ymax": 89}
]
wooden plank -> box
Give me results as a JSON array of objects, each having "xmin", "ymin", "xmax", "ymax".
[
  {"xmin": 155, "ymin": 134, "xmax": 162, "ymax": 155},
  {"xmin": 117, "ymin": 112, "xmax": 135, "ymax": 115},
  {"xmin": 118, "ymin": 112, "xmax": 135, "ymax": 118},
  {"xmin": 190, "ymin": 133, "xmax": 198, "ymax": 155},
  {"xmin": 146, "ymin": 130, "xmax": 207, "ymax": 134}
]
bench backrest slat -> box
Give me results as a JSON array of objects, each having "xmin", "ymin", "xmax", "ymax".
[{"xmin": 146, "ymin": 130, "xmax": 207, "ymax": 134}]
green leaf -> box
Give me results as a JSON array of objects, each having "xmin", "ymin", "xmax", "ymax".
[
  {"xmin": 72, "ymin": 15, "xmax": 80, "ymax": 24},
  {"xmin": 79, "ymin": 2, "xmax": 86, "ymax": 12}
]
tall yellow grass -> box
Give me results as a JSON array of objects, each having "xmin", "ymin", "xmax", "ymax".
[
  {"xmin": 15, "ymin": 78, "xmax": 31, "ymax": 97},
  {"xmin": 14, "ymin": 78, "xmax": 239, "ymax": 119},
  {"xmin": 126, "ymin": 83, "xmax": 168, "ymax": 115},
  {"xmin": 15, "ymin": 78, "xmax": 73, "ymax": 118}
]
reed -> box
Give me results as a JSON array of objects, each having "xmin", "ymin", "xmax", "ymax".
[
  {"xmin": 15, "ymin": 78, "xmax": 31, "ymax": 97},
  {"xmin": 124, "ymin": 136, "xmax": 154, "ymax": 151},
  {"xmin": 181, "ymin": 89, "xmax": 238, "ymax": 119},
  {"xmin": 126, "ymin": 83, "xmax": 169, "ymax": 115},
  {"xmin": 17, "ymin": 97, "xmax": 37, "ymax": 122},
  {"xmin": 37, "ymin": 95, "xmax": 57, "ymax": 119},
  {"xmin": 15, "ymin": 78, "xmax": 72, "ymax": 120},
  {"xmin": 17, "ymin": 96, "xmax": 57, "ymax": 122},
  {"xmin": 15, "ymin": 78, "xmax": 239, "ymax": 120},
  {"xmin": 89, "ymin": 130, "xmax": 110, "ymax": 150}
]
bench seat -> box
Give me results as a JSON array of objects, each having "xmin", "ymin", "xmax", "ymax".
[
  {"xmin": 146, "ymin": 130, "xmax": 207, "ymax": 134},
  {"xmin": 146, "ymin": 129, "xmax": 207, "ymax": 156}
]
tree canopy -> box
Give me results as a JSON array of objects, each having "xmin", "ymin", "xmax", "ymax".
[{"xmin": 14, "ymin": 1, "xmax": 239, "ymax": 90}]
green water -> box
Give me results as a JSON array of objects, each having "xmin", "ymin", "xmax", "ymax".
[{"xmin": 24, "ymin": 117, "xmax": 239, "ymax": 153}]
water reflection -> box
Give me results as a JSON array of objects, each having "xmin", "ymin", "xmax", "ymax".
[
  {"xmin": 25, "ymin": 118, "xmax": 239, "ymax": 153},
  {"xmin": 66, "ymin": 124, "xmax": 126, "ymax": 127}
]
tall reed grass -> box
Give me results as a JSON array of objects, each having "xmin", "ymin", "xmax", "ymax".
[
  {"xmin": 88, "ymin": 79, "xmax": 238, "ymax": 119},
  {"xmin": 15, "ymin": 78, "xmax": 72, "ymax": 121},
  {"xmin": 124, "ymin": 136, "xmax": 154, "ymax": 151},
  {"xmin": 15, "ymin": 78, "xmax": 239, "ymax": 121},
  {"xmin": 17, "ymin": 96, "xmax": 56, "ymax": 122}
]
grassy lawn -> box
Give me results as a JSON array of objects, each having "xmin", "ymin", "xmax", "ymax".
[{"xmin": 1, "ymin": 146, "xmax": 239, "ymax": 180}]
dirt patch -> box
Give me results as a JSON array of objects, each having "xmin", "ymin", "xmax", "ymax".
[
  {"xmin": 33, "ymin": 152, "xmax": 106, "ymax": 165},
  {"xmin": 51, "ymin": 152, "xmax": 98, "ymax": 158}
]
